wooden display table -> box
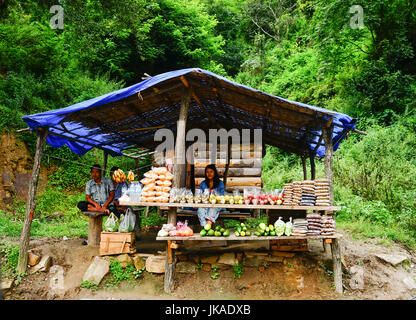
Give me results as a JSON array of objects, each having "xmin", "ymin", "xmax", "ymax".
[
  {"xmin": 156, "ymin": 233, "xmax": 342, "ymax": 241},
  {"xmin": 119, "ymin": 200, "xmax": 343, "ymax": 295},
  {"xmin": 118, "ymin": 201, "xmax": 340, "ymax": 212}
]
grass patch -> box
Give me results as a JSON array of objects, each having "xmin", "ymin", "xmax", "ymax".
[
  {"xmin": 0, "ymin": 240, "xmax": 20, "ymax": 277},
  {"xmin": 0, "ymin": 212, "xmax": 89, "ymax": 238},
  {"xmin": 336, "ymin": 218, "xmax": 416, "ymax": 249}
]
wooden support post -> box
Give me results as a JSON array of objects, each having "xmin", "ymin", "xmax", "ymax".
[
  {"xmin": 102, "ymin": 151, "xmax": 108, "ymax": 177},
  {"xmin": 322, "ymin": 124, "xmax": 334, "ymax": 253},
  {"xmin": 309, "ymin": 153, "xmax": 316, "ymax": 180},
  {"xmin": 331, "ymin": 238, "xmax": 343, "ymax": 294},
  {"xmin": 16, "ymin": 128, "xmax": 48, "ymax": 274},
  {"xmin": 88, "ymin": 216, "xmax": 103, "ymax": 246},
  {"xmin": 134, "ymin": 158, "xmax": 139, "ymax": 174},
  {"xmin": 164, "ymin": 86, "xmax": 191, "ymax": 294},
  {"xmin": 322, "ymin": 124, "xmax": 334, "ymax": 206},
  {"xmin": 301, "ymin": 155, "xmax": 307, "ymax": 180},
  {"xmin": 223, "ymin": 138, "xmax": 231, "ymax": 187}
]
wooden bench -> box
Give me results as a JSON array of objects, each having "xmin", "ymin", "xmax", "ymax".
[{"xmin": 82, "ymin": 209, "xmax": 142, "ymax": 246}]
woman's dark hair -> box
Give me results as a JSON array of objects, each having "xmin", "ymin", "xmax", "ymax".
[
  {"xmin": 110, "ymin": 166, "xmax": 119, "ymax": 178},
  {"xmin": 205, "ymin": 164, "xmax": 221, "ymax": 189},
  {"xmin": 91, "ymin": 164, "xmax": 101, "ymax": 173}
]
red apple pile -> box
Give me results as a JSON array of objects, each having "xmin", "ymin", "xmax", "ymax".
[{"xmin": 243, "ymin": 190, "xmax": 284, "ymax": 205}]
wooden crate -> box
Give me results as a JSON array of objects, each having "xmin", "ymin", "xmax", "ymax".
[
  {"xmin": 270, "ymin": 239, "xmax": 308, "ymax": 252},
  {"xmin": 100, "ymin": 232, "xmax": 136, "ymax": 256}
]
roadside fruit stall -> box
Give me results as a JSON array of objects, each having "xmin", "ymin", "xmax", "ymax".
[{"xmin": 20, "ymin": 68, "xmax": 362, "ymax": 296}]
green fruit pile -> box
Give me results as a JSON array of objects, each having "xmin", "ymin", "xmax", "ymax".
[
  {"xmin": 200, "ymin": 224, "xmax": 230, "ymax": 237},
  {"xmin": 254, "ymin": 223, "xmax": 277, "ymax": 237},
  {"xmin": 234, "ymin": 223, "xmax": 252, "ymax": 237}
]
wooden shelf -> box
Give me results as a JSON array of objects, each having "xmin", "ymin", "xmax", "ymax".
[
  {"xmin": 156, "ymin": 233, "xmax": 342, "ymax": 241},
  {"xmin": 118, "ymin": 201, "xmax": 340, "ymax": 211}
]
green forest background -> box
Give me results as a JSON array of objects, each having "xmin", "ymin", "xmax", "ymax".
[{"xmin": 0, "ymin": 0, "xmax": 415, "ymax": 250}]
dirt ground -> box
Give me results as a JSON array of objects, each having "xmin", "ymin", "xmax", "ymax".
[{"xmin": 2, "ymin": 229, "xmax": 416, "ymax": 300}]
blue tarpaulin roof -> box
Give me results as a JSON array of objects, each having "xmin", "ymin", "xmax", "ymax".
[{"xmin": 22, "ymin": 68, "xmax": 356, "ymax": 157}]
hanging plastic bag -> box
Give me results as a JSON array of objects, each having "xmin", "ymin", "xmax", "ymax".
[
  {"xmin": 274, "ymin": 216, "xmax": 286, "ymax": 236},
  {"xmin": 284, "ymin": 217, "xmax": 293, "ymax": 236},
  {"xmin": 119, "ymin": 208, "xmax": 136, "ymax": 232},
  {"xmin": 104, "ymin": 212, "xmax": 119, "ymax": 232}
]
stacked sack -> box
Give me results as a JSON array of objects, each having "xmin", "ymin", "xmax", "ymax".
[
  {"xmin": 292, "ymin": 218, "xmax": 308, "ymax": 237},
  {"xmin": 282, "ymin": 183, "xmax": 293, "ymax": 205},
  {"xmin": 291, "ymin": 181, "xmax": 302, "ymax": 206},
  {"xmin": 306, "ymin": 212, "xmax": 322, "ymax": 236},
  {"xmin": 300, "ymin": 180, "xmax": 316, "ymax": 206},
  {"xmin": 321, "ymin": 215, "xmax": 336, "ymax": 236},
  {"xmin": 314, "ymin": 178, "xmax": 330, "ymax": 206},
  {"xmin": 140, "ymin": 167, "xmax": 173, "ymax": 203}
]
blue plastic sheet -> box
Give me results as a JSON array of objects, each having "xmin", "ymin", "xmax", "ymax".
[{"xmin": 22, "ymin": 68, "xmax": 356, "ymax": 157}]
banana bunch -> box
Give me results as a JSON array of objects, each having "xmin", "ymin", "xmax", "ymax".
[
  {"xmin": 112, "ymin": 169, "xmax": 126, "ymax": 183},
  {"xmin": 127, "ymin": 170, "xmax": 135, "ymax": 182}
]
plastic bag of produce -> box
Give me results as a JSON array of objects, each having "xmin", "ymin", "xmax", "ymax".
[
  {"xmin": 284, "ymin": 217, "xmax": 293, "ymax": 236},
  {"xmin": 104, "ymin": 212, "xmax": 119, "ymax": 232},
  {"xmin": 119, "ymin": 208, "xmax": 135, "ymax": 232},
  {"xmin": 274, "ymin": 217, "xmax": 285, "ymax": 236},
  {"xmin": 176, "ymin": 220, "xmax": 194, "ymax": 237}
]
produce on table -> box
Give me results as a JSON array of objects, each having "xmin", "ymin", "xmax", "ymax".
[
  {"xmin": 200, "ymin": 224, "xmax": 230, "ymax": 237},
  {"xmin": 234, "ymin": 223, "xmax": 252, "ymax": 237},
  {"xmin": 243, "ymin": 188, "xmax": 283, "ymax": 205},
  {"xmin": 140, "ymin": 167, "xmax": 171, "ymax": 203},
  {"xmin": 274, "ymin": 217, "xmax": 286, "ymax": 236},
  {"xmin": 284, "ymin": 217, "xmax": 293, "ymax": 236},
  {"xmin": 168, "ymin": 220, "xmax": 193, "ymax": 237}
]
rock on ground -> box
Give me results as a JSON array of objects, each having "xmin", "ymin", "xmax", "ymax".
[
  {"xmin": 27, "ymin": 252, "xmax": 41, "ymax": 266},
  {"xmin": 375, "ymin": 254, "xmax": 408, "ymax": 267},
  {"xmin": 82, "ymin": 256, "xmax": 110, "ymax": 285},
  {"xmin": 30, "ymin": 255, "xmax": 52, "ymax": 274},
  {"xmin": 200, "ymin": 255, "xmax": 218, "ymax": 264},
  {"xmin": 217, "ymin": 253, "xmax": 238, "ymax": 266},
  {"xmin": 145, "ymin": 255, "xmax": 166, "ymax": 273},
  {"xmin": 1, "ymin": 278, "xmax": 14, "ymax": 291},
  {"xmin": 116, "ymin": 254, "xmax": 133, "ymax": 268},
  {"xmin": 349, "ymin": 265, "xmax": 364, "ymax": 290},
  {"xmin": 132, "ymin": 255, "xmax": 146, "ymax": 270},
  {"xmin": 176, "ymin": 262, "xmax": 197, "ymax": 274}
]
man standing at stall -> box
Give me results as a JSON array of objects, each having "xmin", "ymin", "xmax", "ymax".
[{"xmin": 77, "ymin": 164, "xmax": 115, "ymax": 213}]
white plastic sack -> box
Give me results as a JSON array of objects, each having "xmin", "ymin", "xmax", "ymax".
[
  {"xmin": 104, "ymin": 212, "xmax": 119, "ymax": 232},
  {"xmin": 118, "ymin": 208, "xmax": 135, "ymax": 232}
]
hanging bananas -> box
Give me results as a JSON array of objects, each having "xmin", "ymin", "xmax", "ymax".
[
  {"xmin": 127, "ymin": 170, "xmax": 135, "ymax": 182},
  {"xmin": 112, "ymin": 169, "xmax": 127, "ymax": 183}
]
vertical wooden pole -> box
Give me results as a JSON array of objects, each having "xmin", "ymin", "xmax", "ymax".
[
  {"xmin": 223, "ymin": 137, "xmax": 231, "ymax": 188},
  {"xmin": 16, "ymin": 128, "xmax": 48, "ymax": 274},
  {"xmin": 331, "ymin": 238, "xmax": 343, "ymax": 294},
  {"xmin": 322, "ymin": 124, "xmax": 334, "ymax": 253},
  {"xmin": 301, "ymin": 155, "xmax": 307, "ymax": 180},
  {"xmin": 309, "ymin": 153, "xmax": 316, "ymax": 180},
  {"xmin": 134, "ymin": 158, "xmax": 139, "ymax": 174},
  {"xmin": 102, "ymin": 151, "xmax": 108, "ymax": 178},
  {"xmin": 322, "ymin": 124, "xmax": 334, "ymax": 205},
  {"xmin": 164, "ymin": 86, "xmax": 191, "ymax": 294}
]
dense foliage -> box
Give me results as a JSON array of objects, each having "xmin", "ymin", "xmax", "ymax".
[{"xmin": 0, "ymin": 0, "xmax": 415, "ymax": 247}]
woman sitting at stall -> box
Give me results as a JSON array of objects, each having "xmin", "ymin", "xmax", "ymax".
[{"xmin": 197, "ymin": 164, "xmax": 225, "ymax": 227}]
